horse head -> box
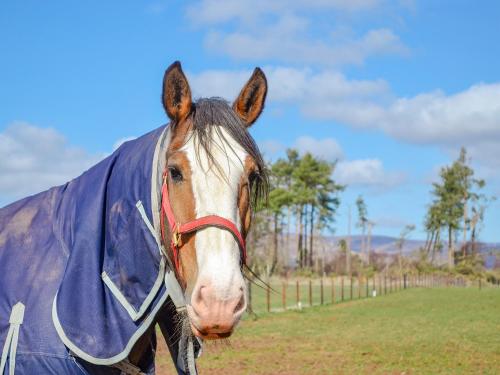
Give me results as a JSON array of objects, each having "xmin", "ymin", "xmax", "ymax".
[{"xmin": 161, "ymin": 61, "xmax": 268, "ymax": 340}]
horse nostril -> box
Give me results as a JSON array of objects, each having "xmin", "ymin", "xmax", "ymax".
[
  {"xmin": 233, "ymin": 294, "xmax": 246, "ymax": 315},
  {"xmin": 192, "ymin": 285, "xmax": 208, "ymax": 310}
]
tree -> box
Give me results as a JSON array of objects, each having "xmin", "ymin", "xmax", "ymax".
[
  {"xmin": 338, "ymin": 238, "xmax": 348, "ymax": 275},
  {"xmin": 423, "ymin": 202, "xmax": 442, "ymax": 263},
  {"xmin": 267, "ymin": 187, "xmax": 291, "ymax": 275},
  {"xmin": 292, "ymin": 153, "xmax": 343, "ymax": 269},
  {"xmin": 267, "ymin": 155, "xmax": 296, "ymax": 275},
  {"xmin": 266, "ymin": 150, "xmax": 344, "ymax": 270},
  {"xmin": 396, "ymin": 224, "xmax": 415, "ymax": 276},
  {"xmin": 433, "ymin": 163, "xmax": 463, "ymax": 269},
  {"xmin": 424, "ymin": 147, "xmax": 489, "ymax": 269},
  {"xmin": 356, "ymin": 195, "xmax": 368, "ymax": 265}
]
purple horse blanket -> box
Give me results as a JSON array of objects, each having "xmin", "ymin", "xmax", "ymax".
[{"xmin": 0, "ymin": 125, "xmax": 198, "ymax": 374}]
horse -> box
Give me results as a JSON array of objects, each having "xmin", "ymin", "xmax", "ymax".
[{"xmin": 0, "ymin": 61, "xmax": 268, "ymax": 375}]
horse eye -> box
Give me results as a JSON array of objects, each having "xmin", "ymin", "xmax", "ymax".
[{"xmin": 169, "ymin": 166, "xmax": 183, "ymax": 183}]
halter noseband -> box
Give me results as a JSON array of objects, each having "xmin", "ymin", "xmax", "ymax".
[{"xmin": 160, "ymin": 171, "xmax": 247, "ymax": 274}]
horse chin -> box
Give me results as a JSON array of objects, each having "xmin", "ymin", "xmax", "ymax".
[{"xmin": 190, "ymin": 322, "xmax": 234, "ymax": 340}]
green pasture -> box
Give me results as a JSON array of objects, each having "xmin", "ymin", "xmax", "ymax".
[{"xmin": 157, "ymin": 286, "xmax": 500, "ymax": 374}]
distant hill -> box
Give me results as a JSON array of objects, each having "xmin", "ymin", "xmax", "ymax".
[
  {"xmin": 276, "ymin": 234, "xmax": 500, "ymax": 268},
  {"xmin": 319, "ymin": 234, "xmax": 500, "ymax": 255}
]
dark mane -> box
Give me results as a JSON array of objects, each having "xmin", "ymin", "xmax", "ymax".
[{"xmin": 187, "ymin": 97, "xmax": 268, "ymax": 207}]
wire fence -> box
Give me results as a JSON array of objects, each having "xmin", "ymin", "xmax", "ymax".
[{"xmin": 246, "ymin": 274, "xmax": 500, "ymax": 314}]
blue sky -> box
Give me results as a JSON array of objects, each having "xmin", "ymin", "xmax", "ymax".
[{"xmin": 1, "ymin": 0, "xmax": 499, "ymax": 242}]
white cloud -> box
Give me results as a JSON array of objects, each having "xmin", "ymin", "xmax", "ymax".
[
  {"xmin": 0, "ymin": 123, "xmax": 105, "ymax": 201},
  {"xmin": 205, "ymin": 24, "xmax": 408, "ymax": 67},
  {"xmin": 188, "ymin": 69, "xmax": 250, "ymax": 100},
  {"xmin": 257, "ymin": 135, "xmax": 404, "ymax": 189},
  {"xmin": 336, "ymin": 158, "xmax": 406, "ymax": 188},
  {"xmin": 190, "ymin": 66, "xmax": 500, "ymax": 169},
  {"xmin": 294, "ymin": 136, "xmax": 344, "ymax": 161},
  {"xmin": 188, "ymin": 66, "xmax": 389, "ymax": 106},
  {"xmin": 186, "ymin": 0, "xmax": 380, "ymax": 26},
  {"xmin": 187, "ymin": 0, "xmax": 407, "ymax": 67},
  {"xmin": 329, "ymin": 83, "xmax": 500, "ymax": 169},
  {"xmin": 344, "ymin": 83, "xmax": 500, "ymax": 145}
]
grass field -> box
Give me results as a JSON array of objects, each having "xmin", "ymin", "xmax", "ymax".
[{"xmin": 156, "ymin": 287, "xmax": 500, "ymax": 374}]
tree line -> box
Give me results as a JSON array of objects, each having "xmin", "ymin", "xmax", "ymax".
[{"xmin": 248, "ymin": 146, "xmax": 496, "ymax": 278}]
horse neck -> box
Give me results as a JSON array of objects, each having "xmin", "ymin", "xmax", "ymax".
[{"xmin": 128, "ymin": 324, "xmax": 156, "ymax": 368}]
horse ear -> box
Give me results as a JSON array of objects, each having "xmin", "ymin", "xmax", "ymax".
[
  {"xmin": 162, "ymin": 61, "xmax": 192, "ymax": 123},
  {"xmin": 233, "ymin": 68, "xmax": 267, "ymax": 127}
]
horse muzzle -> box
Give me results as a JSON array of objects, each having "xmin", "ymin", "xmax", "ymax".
[{"xmin": 187, "ymin": 284, "xmax": 246, "ymax": 340}]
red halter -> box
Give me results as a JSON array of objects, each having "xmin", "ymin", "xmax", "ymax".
[{"xmin": 160, "ymin": 171, "xmax": 247, "ymax": 273}]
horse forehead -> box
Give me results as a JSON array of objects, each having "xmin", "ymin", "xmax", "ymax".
[{"xmin": 181, "ymin": 126, "xmax": 248, "ymax": 182}]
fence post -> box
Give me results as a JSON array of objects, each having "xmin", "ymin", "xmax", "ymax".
[
  {"xmin": 384, "ymin": 275, "xmax": 387, "ymax": 295},
  {"xmin": 282, "ymin": 282, "xmax": 287, "ymax": 311},
  {"xmin": 341, "ymin": 277, "xmax": 344, "ymax": 301},
  {"xmin": 246, "ymin": 279, "xmax": 252, "ymax": 314},
  {"xmin": 296, "ymin": 280, "xmax": 300, "ymax": 307},
  {"xmin": 366, "ymin": 277, "xmax": 369, "ymax": 297},
  {"xmin": 350, "ymin": 277, "xmax": 353, "ymax": 300},
  {"xmin": 331, "ymin": 277, "xmax": 335, "ymax": 304},
  {"xmin": 266, "ymin": 286, "xmax": 270, "ymax": 313},
  {"xmin": 479, "ymin": 279, "xmax": 482, "ymax": 290},
  {"xmin": 309, "ymin": 280, "xmax": 313, "ymax": 307},
  {"xmin": 358, "ymin": 276, "xmax": 361, "ymax": 299},
  {"xmin": 404, "ymin": 274, "xmax": 407, "ymax": 289},
  {"xmin": 320, "ymin": 278, "xmax": 324, "ymax": 305}
]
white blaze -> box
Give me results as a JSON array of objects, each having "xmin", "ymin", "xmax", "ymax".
[{"xmin": 182, "ymin": 126, "xmax": 247, "ymax": 301}]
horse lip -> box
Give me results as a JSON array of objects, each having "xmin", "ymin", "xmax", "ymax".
[{"xmin": 189, "ymin": 322, "xmax": 234, "ymax": 340}]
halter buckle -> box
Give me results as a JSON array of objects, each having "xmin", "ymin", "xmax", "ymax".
[{"xmin": 172, "ymin": 225, "xmax": 182, "ymax": 248}]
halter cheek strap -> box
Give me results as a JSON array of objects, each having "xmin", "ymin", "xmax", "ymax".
[{"xmin": 160, "ymin": 171, "xmax": 247, "ymax": 274}]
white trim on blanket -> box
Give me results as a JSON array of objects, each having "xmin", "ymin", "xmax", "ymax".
[
  {"xmin": 101, "ymin": 200, "xmax": 166, "ymax": 322},
  {"xmin": 151, "ymin": 126, "xmax": 170, "ymax": 243},
  {"xmin": 52, "ymin": 289, "xmax": 169, "ymax": 366},
  {"xmin": 0, "ymin": 302, "xmax": 25, "ymax": 375}
]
